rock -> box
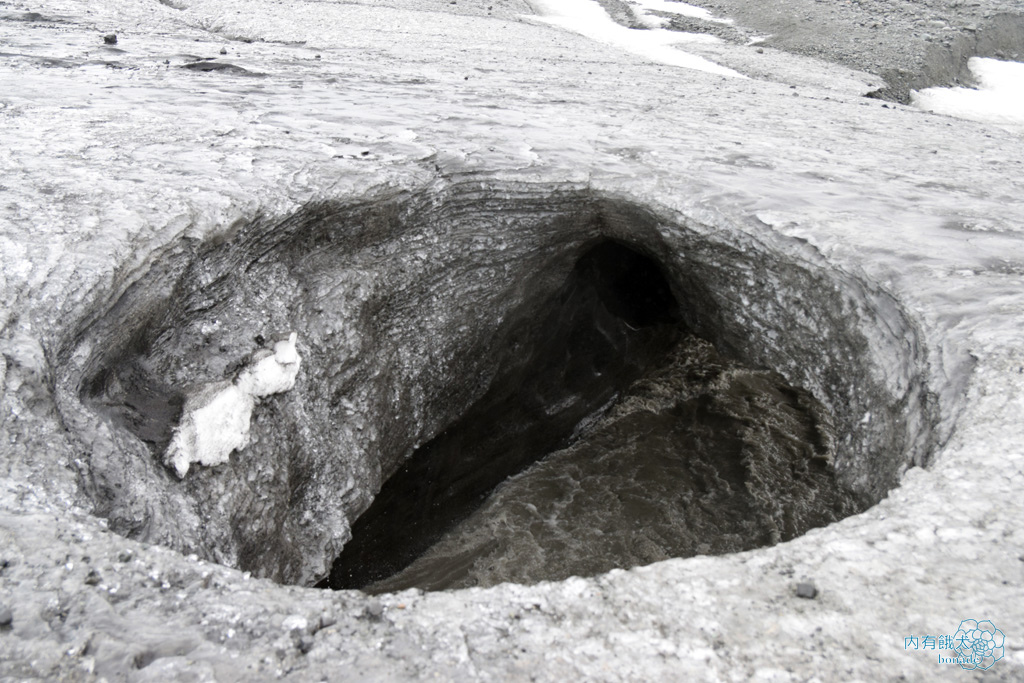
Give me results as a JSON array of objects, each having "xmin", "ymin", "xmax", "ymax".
[
  {"xmin": 0, "ymin": 605, "xmax": 12, "ymax": 628},
  {"xmin": 180, "ymin": 61, "xmax": 258, "ymax": 76},
  {"xmin": 363, "ymin": 601, "xmax": 384, "ymax": 621},
  {"xmin": 795, "ymin": 582, "xmax": 818, "ymax": 599},
  {"xmin": 103, "ymin": 33, "xmax": 117, "ymax": 45}
]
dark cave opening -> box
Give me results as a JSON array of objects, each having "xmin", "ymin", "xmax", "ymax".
[
  {"xmin": 322, "ymin": 237, "xmax": 864, "ymax": 594},
  {"xmin": 64, "ymin": 187, "xmax": 928, "ymax": 590},
  {"xmin": 321, "ymin": 240, "xmax": 684, "ymax": 590}
]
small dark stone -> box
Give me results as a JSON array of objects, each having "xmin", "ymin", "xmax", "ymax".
[
  {"xmin": 219, "ymin": 47, "xmax": 227, "ymax": 55},
  {"xmin": 180, "ymin": 61, "xmax": 255, "ymax": 76},
  {"xmin": 756, "ymin": 48, "xmax": 764, "ymax": 54},
  {"xmin": 298, "ymin": 635, "xmax": 315, "ymax": 654},
  {"xmin": 103, "ymin": 34, "xmax": 118, "ymax": 45},
  {"xmin": 254, "ymin": 334, "xmax": 266, "ymax": 346},
  {"xmin": 364, "ymin": 600, "xmax": 383, "ymax": 620},
  {"xmin": 0, "ymin": 605, "xmax": 12, "ymax": 627},
  {"xmin": 84, "ymin": 569, "xmax": 102, "ymax": 586},
  {"xmin": 118, "ymin": 549, "xmax": 134, "ymax": 562},
  {"xmin": 796, "ymin": 582, "xmax": 818, "ymax": 599}
]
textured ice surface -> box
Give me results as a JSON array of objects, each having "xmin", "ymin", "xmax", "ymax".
[
  {"xmin": 2, "ymin": 0, "xmax": 1024, "ymax": 680},
  {"xmin": 913, "ymin": 57, "xmax": 1024, "ymax": 132}
]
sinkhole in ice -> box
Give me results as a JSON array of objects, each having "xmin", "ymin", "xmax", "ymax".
[
  {"xmin": 60, "ymin": 183, "xmax": 937, "ymax": 590},
  {"xmin": 322, "ymin": 239, "xmax": 864, "ymax": 593}
]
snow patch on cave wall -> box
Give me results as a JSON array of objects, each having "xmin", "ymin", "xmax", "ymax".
[{"xmin": 165, "ymin": 333, "xmax": 302, "ymax": 478}]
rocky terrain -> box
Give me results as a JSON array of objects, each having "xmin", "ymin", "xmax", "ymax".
[
  {"xmin": 640, "ymin": 0, "xmax": 1024, "ymax": 101},
  {"xmin": 2, "ymin": 0, "xmax": 1024, "ymax": 680}
]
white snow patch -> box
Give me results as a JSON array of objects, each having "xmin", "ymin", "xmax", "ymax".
[
  {"xmin": 166, "ymin": 333, "xmax": 302, "ymax": 478},
  {"xmin": 630, "ymin": 0, "xmax": 732, "ymax": 25},
  {"xmin": 529, "ymin": 0, "xmax": 745, "ymax": 78},
  {"xmin": 912, "ymin": 58, "xmax": 1024, "ymax": 133}
]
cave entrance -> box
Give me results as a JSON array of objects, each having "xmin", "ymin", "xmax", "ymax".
[
  {"xmin": 60, "ymin": 186, "xmax": 934, "ymax": 590},
  {"xmin": 321, "ymin": 239, "xmax": 683, "ymax": 590},
  {"xmin": 321, "ymin": 238, "xmax": 863, "ymax": 593},
  {"xmin": 62, "ymin": 187, "xmax": 934, "ymax": 590}
]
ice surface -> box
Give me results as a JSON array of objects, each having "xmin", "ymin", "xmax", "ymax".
[
  {"xmin": 530, "ymin": 0, "xmax": 744, "ymax": 77},
  {"xmin": 912, "ymin": 58, "xmax": 1024, "ymax": 133},
  {"xmin": 2, "ymin": 0, "xmax": 1024, "ymax": 679}
]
